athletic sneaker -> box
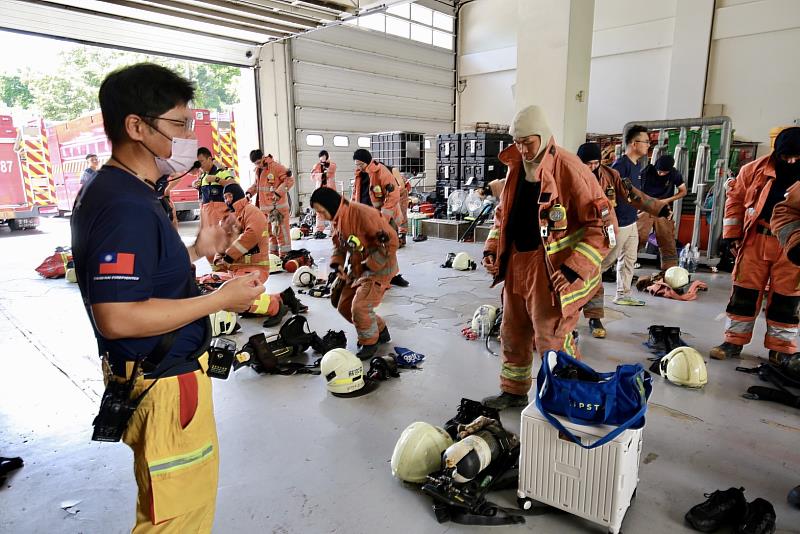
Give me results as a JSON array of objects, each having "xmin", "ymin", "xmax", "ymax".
[
  {"xmin": 613, "ymin": 296, "xmax": 646, "ymax": 306},
  {"xmin": 685, "ymin": 487, "xmax": 747, "ymax": 532}
]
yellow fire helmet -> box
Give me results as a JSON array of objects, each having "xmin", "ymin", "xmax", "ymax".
[
  {"xmin": 391, "ymin": 422, "xmax": 453, "ymax": 483},
  {"xmin": 664, "ymin": 266, "xmax": 690, "ymax": 289},
  {"xmin": 659, "ymin": 346, "xmax": 708, "ymax": 388}
]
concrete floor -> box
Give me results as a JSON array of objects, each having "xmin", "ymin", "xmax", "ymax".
[{"xmin": 0, "ymin": 216, "xmax": 798, "ymax": 534}]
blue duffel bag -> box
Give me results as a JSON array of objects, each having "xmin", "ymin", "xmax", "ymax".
[{"xmin": 535, "ymin": 350, "xmax": 652, "ymax": 449}]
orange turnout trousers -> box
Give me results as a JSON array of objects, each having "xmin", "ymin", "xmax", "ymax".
[
  {"xmin": 337, "ymin": 279, "xmax": 390, "ymax": 346},
  {"xmin": 500, "ymin": 248, "xmax": 581, "ymax": 396},
  {"xmin": 724, "ymin": 227, "xmax": 800, "ymax": 353},
  {"xmin": 116, "ymin": 354, "xmax": 218, "ymax": 533}
]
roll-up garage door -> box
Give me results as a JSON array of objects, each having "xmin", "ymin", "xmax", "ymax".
[{"xmin": 291, "ymin": 24, "xmax": 455, "ymax": 200}]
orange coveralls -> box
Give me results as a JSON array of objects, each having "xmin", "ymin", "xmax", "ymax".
[
  {"xmin": 219, "ymin": 197, "xmax": 281, "ymax": 316},
  {"xmin": 330, "ymin": 199, "xmax": 399, "ymax": 346},
  {"xmin": 721, "ymin": 155, "xmax": 800, "ymax": 353},
  {"xmin": 351, "ymin": 161, "xmax": 402, "ymax": 230},
  {"xmin": 311, "ymin": 161, "xmax": 337, "ymax": 232},
  {"xmin": 247, "ymin": 157, "xmax": 293, "ymax": 257},
  {"xmin": 484, "ymin": 141, "xmax": 614, "ymax": 395},
  {"xmin": 583, "ymin": 164, "xmax": 667, "ymax": 319},
  {"xmin": 773, "ymin": 181, "xmax": 800, "ymax": 266}
]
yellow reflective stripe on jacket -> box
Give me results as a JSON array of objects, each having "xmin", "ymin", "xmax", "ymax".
[
  {"xmin": 546, "ymin": 228, "xmax": 586, "ymax": 255},
  {"xmin": 574, "ymin": 242, "xmax": 602, "ymax": 267},
  {"xmin": 487, "ymin": 229, "xmax": 500, "ymax": 240},
  {"xmin": 148, "ymin": 442, "xmax": 214, "ymax": 476},
  {"xmin": 560, "ymin": 272, "xmax": 601, "ymax": 307},
  {"xmin": 563, "ymin": 332, "xmax": 576, "ymax": 356}
]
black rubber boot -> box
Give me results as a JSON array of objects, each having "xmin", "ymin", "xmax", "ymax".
[
  {"xmin": 685, "ymin": 487, "xmax": 747, "ymax": 532},
  {"xmin": 262, "ymin": 304, "xmax": 289, "ymax": 328},
  {"xmin": 710, "ymin": 342, "xmax": 743, "ymax": 360},
  {"xmin": 736, "ymin": 498, "xmax": 776, "ymax": 534},
  {"xmin": 280, "ymin": 287, "xmax": 308, "ymax": 314},
  {"xmin": 378, "ymin": 326, "xmax": 391, "ymax": 344},
  {"xmin": 390, "ymin": 274, "xmax": 409, "ymax": 287},
  {"xmin": 664, "ymin": 326, "xmax": 684, "ymax": 352},
  {"xmin": 647, "ymin": 325, "xmax": 666, "ymax": 352},
  {"xmin": 768, "ymin": 349, "xmax": 798, "ymax": 367},
  {"xmin": 481, "ymin": 392, "xmax": 529, "ymax": 410},
  {"xmin": 589, "ymin": 318, "xmax": 606, "ymax": 339},
  {"xmin": 356, "ymin": 343, "xmax": 379, "ymax": 360}
]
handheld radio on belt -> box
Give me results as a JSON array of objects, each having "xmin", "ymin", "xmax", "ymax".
[{"xmin": 92, "ymin": 278, "xmax": 212, "ymax": 443}]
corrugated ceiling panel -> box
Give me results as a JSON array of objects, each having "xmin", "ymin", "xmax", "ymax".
[{"xmin": 0, "ymin": 0, "xmax": 259, "ymax": 66}]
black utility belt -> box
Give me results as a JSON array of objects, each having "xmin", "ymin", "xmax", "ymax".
[{"xmin": 106, "ymin": 351, "xmax": 203, "ymax": 380}]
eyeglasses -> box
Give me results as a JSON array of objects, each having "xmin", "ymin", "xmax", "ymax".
[
  {"xmin": 634, "ymin": 140, "xmax": 650, "ymax": 145},
  {"xmin": 141, "ymin": 115, "xmax": 195, "ymax": 131}
]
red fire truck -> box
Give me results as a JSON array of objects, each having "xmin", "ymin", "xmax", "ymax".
[
  {"xmin": 1, "ymin": 109, "xmax": 238, "ymax": 230},
  {"xmin": 0, "ymin": 115, "xmax": 58, "ymax": 230}
]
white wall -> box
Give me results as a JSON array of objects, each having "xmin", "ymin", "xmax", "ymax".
[
  {"xmin": 586, "ymin": 0, "xmax": 677, "ymax": 133},
  {"xmin": 457, "ymin": 0, "xmax": 800, "ymax": 151},
  {"xmin": 456, "ymin": 0, "xmax": 518, "ymax": 130},
  {"xmin": 705, "ymin": 0, "xmax": 800, "ymax": 153}
]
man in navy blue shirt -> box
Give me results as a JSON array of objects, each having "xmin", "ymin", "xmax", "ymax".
[
  {"xmin": 610, "ymin": 124, "xmax": 650, "ymax": 306},
  {"xmin": 637, "ymin": 154, "xmax": 687, "ymax": 269},
  {"xmin": 71, "ymin": 63, "xmax": 264, "ymax": 533}
]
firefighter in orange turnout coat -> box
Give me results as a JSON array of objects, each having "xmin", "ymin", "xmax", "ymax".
[
  {"xmin": 481, "ymin": 106, "xmax": 615, "ymax": 410},
  {"xmin": 246, "ymin": 150, "xmax": 294, "ymax": 258},
  {"xmin": 711, "ymin": 127, "xmax": 800, "ymax": 362},
  {"xmin": 311, "ymin": 186, "xmax": 399, "ymax": 361},
  {"xmin": 217, "ymin": 184, "xmax": 306, "ymax": 326}
]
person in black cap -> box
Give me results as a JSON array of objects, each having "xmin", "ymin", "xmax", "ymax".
[
  {"xmin": 711, "ymin": 126, "xmax": 800, "ymax": 362},
  {"xmin": 310, "ymin": 149, "xmax": 338, "ymax": 238},
  {"xmin": 311, "ymin": 186, "xmax": 399, "ymax": 360},
  {"xmin": 351, "ymin": 148, "xmax": 410, "ymax": 288},
  {"xmin": 636, "ymin": 154, "xmax": 686, "ymax": 269},
  {"xmin": 576, "ymin": 142, "xmax": 670, "ymax": 338}
]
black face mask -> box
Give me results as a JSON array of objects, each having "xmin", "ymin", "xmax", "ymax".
[{"xmin": 775, "ymin": 158, "xmax": 800, "ymax": 179}]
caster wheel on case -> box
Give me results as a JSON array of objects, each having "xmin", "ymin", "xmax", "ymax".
[{"xmin": 517, "ymin": 496, "xmax": 533, "ymax": 510}]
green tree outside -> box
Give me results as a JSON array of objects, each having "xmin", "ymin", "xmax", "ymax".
[{"xmin": 0, "ymin": 45, "xmax": 240, "ymax": 121}]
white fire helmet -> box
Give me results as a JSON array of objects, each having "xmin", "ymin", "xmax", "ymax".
[
  {"xmin": 269, "ymin": 254, "xmax": 283, "ymax": 273},
  {"xmin": 321, "ymin": 348, "xmax": 371, "ymax": 397},
  {"xmin": 452, "ymin": 252, "xmax": 476, "ymax": 271},
  {"xmin": 290, "ymin": 227, "xmax": 302, "ymax": 241},
  {"xmin": 209, "ymin": 310, "xmax": 237, "ymax": 337},
  {"xmin": 292, "ymin": 266, "xmax": 317, "ymax": 288}
]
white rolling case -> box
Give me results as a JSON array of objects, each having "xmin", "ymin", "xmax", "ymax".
[{"xmin": 517, "ymin": 403, "xmax": 643, "ymax": 534}]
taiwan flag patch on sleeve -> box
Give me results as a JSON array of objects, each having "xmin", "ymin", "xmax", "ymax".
[{"xmin": 98, "ymin": 252, "xmax": 135, "ymax": 275}]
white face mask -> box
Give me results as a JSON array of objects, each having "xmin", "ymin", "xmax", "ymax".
[{"xmin": 155, "ymin": 136, "xmax": 198, "ymax": 175}]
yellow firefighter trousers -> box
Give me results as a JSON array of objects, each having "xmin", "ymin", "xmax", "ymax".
[{"xmin": 115, "ymin": 354, "xmax": 219, "ymax": 533}]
